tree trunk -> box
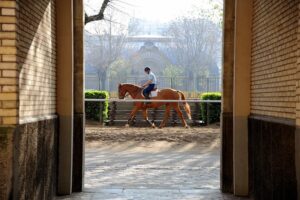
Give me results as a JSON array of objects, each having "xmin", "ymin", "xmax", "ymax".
[{"xmin": 100, "ymin": 71, "xmax": 107, "ymax": 90}]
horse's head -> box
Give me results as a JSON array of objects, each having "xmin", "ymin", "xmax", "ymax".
[
  {"xmin": 118, "ymin": 83, "xmax": 127, "ymax": 99},
  {"xmin": 119, "ymin": 83, "xmax": 141, "ymax": 99}
]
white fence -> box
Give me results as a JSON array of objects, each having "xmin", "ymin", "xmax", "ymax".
[{"xmin": 85, "ymin": 98, "xmax": 221, "ymax": 103}]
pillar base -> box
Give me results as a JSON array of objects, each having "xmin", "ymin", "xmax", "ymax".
[
  {"xmin": 249, "ymin": 115, "xmax": 297, "ymax": 200},
  {"xmin": 221, "ymin": 112, "xmax": 233, "ymax": 193}
]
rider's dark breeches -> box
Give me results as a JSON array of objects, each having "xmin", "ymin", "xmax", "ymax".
[{"xmin": 143, "ymin": 84, "xmax": 155, "ymax": 99}]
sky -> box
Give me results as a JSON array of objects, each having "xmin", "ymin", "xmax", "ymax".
[{"xmin": 84, "ymin": 0, "xmax": 223, "ymax": 33}]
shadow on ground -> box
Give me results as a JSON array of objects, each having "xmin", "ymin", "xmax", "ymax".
[{"xmin": 57, "ymin": 126, "xmax": 249, "ymax": 200}]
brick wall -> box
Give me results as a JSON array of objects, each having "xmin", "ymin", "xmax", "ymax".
[
  {"xmin": 18, "ymin": 0, "xmax": 56, "ymax": 122},
  {"xmin": 297, "ymin": 3, "xmax": 300, "ymax": 126},
  {"xmin": 251, "ymin": 0, "xmax": 298, "ymax": 119},
  {"xmin": 0, "ymin": 1, "xmax": 18, "ymax": 125}
]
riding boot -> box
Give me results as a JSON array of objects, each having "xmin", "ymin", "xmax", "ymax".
[{"xmin": 144, "ymin": 93, "xmax": 151, "ymax": 104}]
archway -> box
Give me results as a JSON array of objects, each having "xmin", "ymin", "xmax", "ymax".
[{"xmin": 55, "ymin": 0, "xmax": 250, "ymax": 197}]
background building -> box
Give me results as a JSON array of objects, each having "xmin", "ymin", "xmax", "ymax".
[{"xmin": 84, "ymin": 18, "xmax": 221, "ymax": 92}]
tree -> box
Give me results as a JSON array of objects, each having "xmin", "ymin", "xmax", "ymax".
[
  {"xmin": 84, "ymin": 0, "xmax": 135, "ymax": 89},
  {"xmin": 108, "ymin": 58, "xmax": 131, "ymax": 90},
  {"xmin": 162, "ymin": 64, "xmax": 184, "ymax": 88},
  {"xmin": 85, "ymin": 0, "xmax": 110, "ymax": 24},
  {"xmin": 84, "ymin": 0, "xmax": 132, "ymax": 25},
  {"xmin": 165, "ymin": 5, "xmax": 222, "ymax": 78},
  {"xmin": 127, "ymin": 18, "xmax": 143, "ymax": 36},
  {"xmin": 162, "ymin": 64, "xmax": 183, "ymax": 78},
  {"xmin": 85, "ymin": 11, "xmax": 127, "ymax": 89}
]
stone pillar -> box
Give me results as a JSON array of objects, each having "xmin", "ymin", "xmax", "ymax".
[
  {"xmin": 221, "ymin": 0, "xmax": 235, "ymax": 193},
  {"xmin": 56, "ymin": 0, "xmax": 74, "ymax": 195},
  {"xmin": 73, "ymin": 0, "xmax": 85, "ymax": 192},
  {"xmin": 232, "ymin": 0, "xmax": 252, "ymax": 196}
]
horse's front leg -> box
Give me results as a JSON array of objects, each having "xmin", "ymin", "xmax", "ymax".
[
  {"xmin": 142, "ymin": 109, "xmax": 155, "ymax": 128},
  {"xmin": 159, "ymin": 104, "xmax": 171, "ymax": 128},
  {"xmin": 126, "ymin": 106, "xmax": 139, "ymax": 127}
]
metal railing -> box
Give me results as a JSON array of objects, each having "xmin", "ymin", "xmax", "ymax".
[
  {"xmin": 85, "ymin": 75, "xmax": 221, "ymax": 93},
  {"xmin": 126, "ymin": 76, "xmax": 221, "ymax": 92}
]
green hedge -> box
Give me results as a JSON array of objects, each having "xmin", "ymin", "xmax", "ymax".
[
  {"xmin": 85, "ymin": 90, "xmax": 109, "ymax": 121},
  {"xmin": 200, "ymin": 92, "xmax": 221, "ymax": 124}
]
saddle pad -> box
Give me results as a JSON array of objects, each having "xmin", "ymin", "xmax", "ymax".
[{"xmin": 150, "ymin": 90, "xmax": 158, "ymax": 97}]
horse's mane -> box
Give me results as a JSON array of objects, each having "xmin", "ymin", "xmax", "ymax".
[{"xmin": 121, "ymin": 83, "xmax": 142, "ymax": 89}]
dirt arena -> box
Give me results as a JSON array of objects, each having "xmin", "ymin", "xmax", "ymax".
[
  {"xmin": 57, "ymin": 125, "xmax": 245, "ymax": 200},
  {"xmin": 85, "ymin": 124, "xmax": 220, "ymax": 144},
  {"xmin": 57, "ymin": 125, "xmax": 248, "ymax": 199}
]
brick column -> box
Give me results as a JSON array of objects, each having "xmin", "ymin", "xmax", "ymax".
[
  {"xmin": 0, "ymin": 1, "xmax": 18, "ymax": 126},
  {"xmin": 295, "ymin": 3, "xmax": 300, "ymax": 198},
  {"xmin": 233, "ymin": 0, "xmax": 252, "ymax": 196},
  {"xmin": 0, "ymin": 1, "xmax": 18, "ymax": 199}
]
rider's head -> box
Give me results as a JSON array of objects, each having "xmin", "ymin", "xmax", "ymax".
[{"xmin": 144, "ymin": 67, "xmax": 151, "ymax": 74}]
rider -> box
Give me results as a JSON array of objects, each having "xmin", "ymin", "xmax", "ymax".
[{"xmin": 142, "ymin": 67, "xmax": 157, "ymax": 101}]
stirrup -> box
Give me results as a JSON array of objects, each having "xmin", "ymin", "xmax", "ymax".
[{"xmin": 144, "ymin": 97, "xmax": 151, "ymax": 104}]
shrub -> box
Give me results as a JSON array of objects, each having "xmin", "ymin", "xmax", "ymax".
[
  {"xmin": 85, "ymin": 90, "xmax": 109, "ymax": 122},
  {"xmin": 200, "ymin": 92, "xmax": 221, "ymax": 124}
]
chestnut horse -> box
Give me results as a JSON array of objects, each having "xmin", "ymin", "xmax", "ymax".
[{"xmin": 118, "ymin": 83, "xmax": 191, "ymax": 128}]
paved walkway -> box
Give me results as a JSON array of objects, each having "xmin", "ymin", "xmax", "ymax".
[
  {"xmin": 59, "ymin": 189, "xmax": 244, "ymax": 200},
  {"xmin": 57, "ymin": 139, "xmax": 248, "ymax": 200}
]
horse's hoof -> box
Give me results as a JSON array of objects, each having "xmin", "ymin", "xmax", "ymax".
[
  {"xmin": 151, "ymin": 123, "xmax": 156, "ymax": 128},
  {"xmin": 125, "ymin": 124, "xmax": 130, "ymax": 128},
  {"xmin": 185, "ymin": 125, "xmax": 190, "ymax": 129}
]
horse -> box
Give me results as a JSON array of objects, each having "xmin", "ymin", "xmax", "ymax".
[{"xmin": 118, "ymin": 83, "xmax": 192, "ymax": 128}]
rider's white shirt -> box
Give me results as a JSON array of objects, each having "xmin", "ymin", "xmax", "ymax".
[{"xmin": 148, "ymin": 71, "xmax": 157, "ymax": 84}]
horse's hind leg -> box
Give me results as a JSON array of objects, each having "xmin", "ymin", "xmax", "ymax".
[
  {"xmin": 159, "ymin": 104, "xmax": 171, "ymax": 128},
  {"xmin": 174, "ymin": 104, "xmax": 188, "ymax": 128},
  {"xmin": 126, "ymin": 106, "xmax": 139, "ymax": 127},
  {"xmin": 142, "ymin": 109, "xmax": 155, "ymax": 128}
]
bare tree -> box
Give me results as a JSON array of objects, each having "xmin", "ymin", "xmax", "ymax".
[
  {"xmin": 166, "ymin": 16, "xmax": 222, "ymax": 78},
  {"xmin": 85, "ymin": 0, "xmax": 132, "ymax": 25},
  {"xmin": 85, "ymin": 0, "xmax": 110, "ymax": 25},
  {"xmin": 164, "ymin": 2, "xmax": 223, "ymax": 80},
  {"xmin": 85, "ymin": 11, "xmax": 127, "ymax": 89}
]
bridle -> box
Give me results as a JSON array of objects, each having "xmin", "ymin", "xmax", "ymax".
[
  {"xmin": 124, "ymin": 92, "xmax": 130, "ymax": 98},
  {"xmin": 119, "ymin": 84, "xmax": 141, "ymax": 99}
]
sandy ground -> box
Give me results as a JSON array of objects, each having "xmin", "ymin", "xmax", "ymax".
[
  {"xmin": 57, "ymin": 125, "xmax": 248, "ymax": 199},
  {"xmin": 84, "ymin": 140, "xmax": 221, "ymax": 191},
  {"xmin": 84, "ymin": 125, "xmax": 221, "ymax": 191},
  {"xmin": 85, "ymin": 124, "xmax": 220, "ymax": 144},
  {"xmin": 84, "ymin": 125, "xmax": 221, "ymax": 190}
]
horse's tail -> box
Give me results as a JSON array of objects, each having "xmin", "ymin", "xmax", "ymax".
[{"xmin": 178, "ymin": 91, "xmax": 192, "ymax": 120}]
